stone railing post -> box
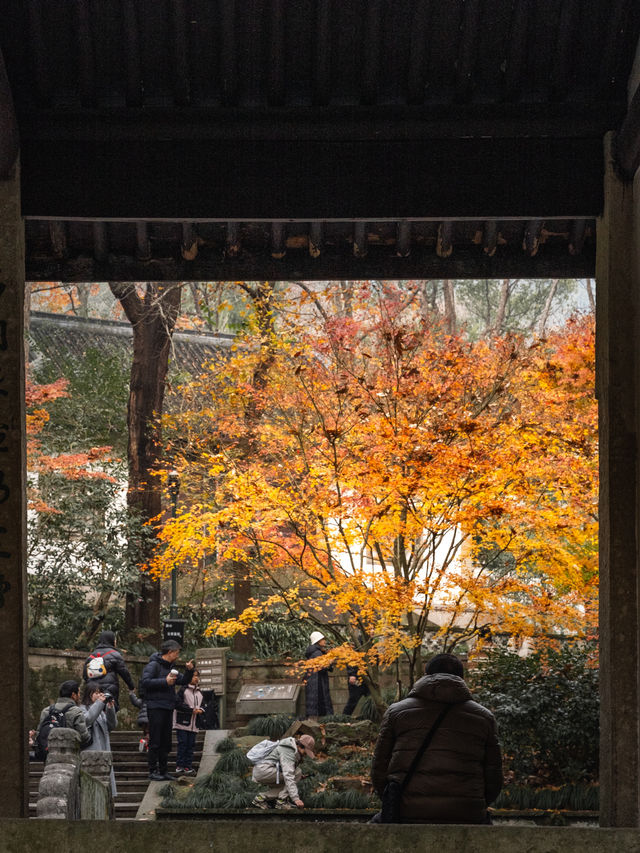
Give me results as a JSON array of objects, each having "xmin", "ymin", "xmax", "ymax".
[
  {"xmin": 36, "ymin": 728, "xmax": 81, "ymax": 819},
  {"xmin": 80, "ymin": 750, "xmax": 114, "ymax": 819},
  {"xmin": 36, "ymin": 728, "xmax": 114, "ymax": 819}
]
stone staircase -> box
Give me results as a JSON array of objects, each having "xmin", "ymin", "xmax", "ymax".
[{"xmin": 30, "ymin": 728, "xmax": 205, "ymax": 820}]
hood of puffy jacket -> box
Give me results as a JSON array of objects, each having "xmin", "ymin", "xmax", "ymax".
[
  {"xmin": 408, "ymin": 672, "xmax": 472, "ymax": 704},
  {"xmin": 278, "ymin": 736, "xmax": 297, "ymax": 753},
  {"xmin": 96, "ymin": 630, "xmax": 116, "ymax": 647},
  {"xmin": 149, "ymin": 652, "xmax": 170, "ymax": 668}
]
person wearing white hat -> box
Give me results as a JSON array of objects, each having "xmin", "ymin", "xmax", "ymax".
[{"xmin": 304, "ymin": 630, "xmax": 333, "ymax": 719}]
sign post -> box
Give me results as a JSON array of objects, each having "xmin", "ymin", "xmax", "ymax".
[{"xmin": 163, "ymin": 618, "xmax": 186, "ymax": 646}]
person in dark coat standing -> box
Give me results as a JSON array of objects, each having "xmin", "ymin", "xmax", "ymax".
[
  {"xmin": 141, "ymin": 639, "xmax": 194, "ymax": 781},
  {"xmin": 304, "ymin": 631, "xmax": 333, "ymax": 719},
  {"xmin": 82, "ymin": 630, "xmax": 135, "ymax": 710},
  {"xmin": 343, "ymin": 664, "xmax": 369, "ymax": 715},
  {"xmin": 371, "ymin": 653, "xmax": 502, "ymax": 824}
]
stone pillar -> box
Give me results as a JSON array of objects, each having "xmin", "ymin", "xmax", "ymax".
[
  {"xmin": 36, "ymin": 728, "xmax": 81, "ymax": 819},
  {"xmin": 0, "ymin": 160, "xmax": 27, "ymax": 815},
  {"xmin": 596, "ymin": 132, "xmax": 640, "ymax": 826}
]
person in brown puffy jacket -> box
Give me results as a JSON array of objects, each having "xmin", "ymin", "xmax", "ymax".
[{"xmin": 371, "ymin": 653, "xmax": 502, "ymax": 824}]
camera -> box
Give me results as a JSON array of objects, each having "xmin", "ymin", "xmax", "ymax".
[
  {"xmin": 169, "ymin": 669, "xmax": 179, "ymax": 677},
  {"xmin": 102, "ymin": 691, "xmax": 114, "ymax": 704}
]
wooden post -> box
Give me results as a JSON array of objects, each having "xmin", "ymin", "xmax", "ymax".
[
  {"xmin": 0, "ymin": 155, "xmax": 28, "ymax": 818},
  {"xmin": 596, "ymin": 132, "xmax": 640, "ymax": 826}
]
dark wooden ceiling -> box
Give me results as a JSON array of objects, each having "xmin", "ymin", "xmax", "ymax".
[{"xmin": 2, "ymin": 0, "xmax": 639, "ymax": 280}]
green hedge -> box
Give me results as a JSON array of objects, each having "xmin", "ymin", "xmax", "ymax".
[{"xmin": 470, "ymin": 643, "xmax": 599, "ymax": 785}]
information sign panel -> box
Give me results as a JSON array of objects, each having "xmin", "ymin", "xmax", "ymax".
[
  {"xmin": 195, "ymin": 647, "xmax": 228, "ymax": 695},
  {"xmin": 236, "ymin": 682, "xmax": 301, "ymax": 715},
  {"xmin": 163, "ymin": 619, "xmax": 186, "ymax": 645}
]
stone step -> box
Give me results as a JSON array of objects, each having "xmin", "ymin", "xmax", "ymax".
[{"xmin": 116, "ymin": 792, "xmax": 145, "ymax": 803}]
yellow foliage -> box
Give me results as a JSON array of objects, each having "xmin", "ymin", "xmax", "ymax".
[{"xmin": 155, "ymin": 284, "xmax": 597, "ymax": 678}]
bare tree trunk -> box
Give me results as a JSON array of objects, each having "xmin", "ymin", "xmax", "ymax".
[
  {"xmin": 108, "ymin": 281, "xmax": 182, "ymax": 644},
  {"xmin": 537, "ymin": 279, "xmax": 559, "ymax": 337},
  {"xmin": 231, "ymin": 281, "xmax": 278, "ymax": 653},
  {"xmin": 77, "ymin": 283, "xmax": 90, "ymax": 319},
  {"xmin": 490, "ymin": 279, "xmax": 511, "ymax": 336},
  {"xmin": 586, "ymin": 278, "xmax": 596, "ymax": 313},
  {"xmin": 443, "ymin": 279, "xmax": 456, "ymax": 334},
  {"xmin": 339, "ymin": 280, "xmax": 353, "ymax": 317},
  {"xmin": 420, "ymin": 281, "xmax": 439, "ymax": 322}
]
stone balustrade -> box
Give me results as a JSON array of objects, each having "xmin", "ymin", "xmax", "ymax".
[{"xmin": 36, "ymin": 728, "xmax": 113, "ymax": 820}]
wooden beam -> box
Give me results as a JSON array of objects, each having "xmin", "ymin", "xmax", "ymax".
[
  {"xmin": 92, "ymin": 221, "xmax": 108, "ymax": 262},
  {"xmin": 271, "ymin": 221, "xmax": 285, "ymax": 259},
  {"xmin": 135, "ymin": 221, "xmax": 150, "ymax": 260},
  {"xmin": 598, "ymin": 0, "xmax": 634, "ymax": 94},
  {"xmin": 225, "ymin": 221, "xmax": 240, "ymax": 257},
  {"xmin": 20, "ymin": 137, "xmax": 605, "ymax": 220},
  {"xmin": 24, "ymin": 242, "xmax": 596, "ymax": 283},
  {"xmin": 220, "ymin": 0, "xmax": 238, "ymax": 107},
  {"xmin": 122, "ymin": 0, "xmax": 143, "ymax": 107},
  {"xmin": 407, "ymin": 1, "xmax": 431, "ymax": 105},
  {"xmin": 483, "ymin": 220, "xmax": 498, "ymax": 257},
  {"xmin": 353, "ymin": 221, "xmax": 367, "ymax": 258},
  {"xmin": 502, "ymin": 0, "xmax": 530, "ymax": 100},
  {"xmin": 171, "ymin": 0, "xmax": 191, "ymax": 106},
  {"xmin": 0, "ymin": 50, "xmax": 19, "ymax": 177},
  {"xmin": 360, "ymin": 0, "xmax": 382, "ymax": 106},
  {"xmin": 25, "ymin": 0, "xmax": 52, "ymax": 105},
  {"xmin": 569, "ymin": 218, "xmax": 588, "ymax": 256},
  {"xmin": 268, "ymin": 0, "xmax": 286, "ymax": 106},
  {"xmin": 455, "ymin": 0, "xmax": 482, "ymax": 103},
  {"xmin": 16, "ymin": 102, "xmax": 626, "ymax": 142},
  {"xmin": 313, "ymin": 0, "xmax": 331, "ymax": 106},
  {"xmin": 615, "ymin": 82, "xmax": 640, "ymax": 181},
  {"xmin": 523, "ymin": 219, "xmax": 544, "ymax": 256},
  {"xmin": 74, "ymin": 0, "xmax": 95, "ymax": 107},
  {"xmin": 309, "ymin": 221, "xmax": 323, "ymax": 258},
  {"xmin": 396, "ymin": 220, "xmax": 411, "ymax": 257},
  {"xmin": 550, "ymin": 0, "xmax": 578, "ymax": 102}
]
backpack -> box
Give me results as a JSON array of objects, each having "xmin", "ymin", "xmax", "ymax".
[
  {"xmin": 246, "ymin": 739, "xmax": 278, "ymax": 764},
  {"xmin": 86, "ymin": 651, "xmax": 110, "ymax": 678},
  {"xmin": 33, "ymin": 702, "xmax": 74, "ymax": 762}
]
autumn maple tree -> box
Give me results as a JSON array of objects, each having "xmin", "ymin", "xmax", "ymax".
[{"xmin": 150, "ymin": 282, "xmax": 596, "ymax": 701}]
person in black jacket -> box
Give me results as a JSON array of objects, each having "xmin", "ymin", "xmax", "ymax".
[
  {"xmin": 343, "ymin": 664, "xmax": 369, "ymax": 716},
  {"xmin": 82, "ymin": 630, "xmax": 135, "ymax": 710},
  {"xmin": 371, "ymin": 653, "xmax": 502, "ymax": 824},
  {"xmin": 141, "ymin": 640, "xmax": 194, "ymax": 781}
]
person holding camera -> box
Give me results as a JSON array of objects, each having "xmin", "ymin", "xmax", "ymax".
[
  {"xmin": 141, "ymin": 640, "xmax": 194, "ymax": 782},
  {"xmin": 81, "ymin": 681, "xmax": 118, "ymax": 796}
]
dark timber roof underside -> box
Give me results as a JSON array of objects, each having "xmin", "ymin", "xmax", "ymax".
[
  {"xmin": 25, "ymin": 217, "xmax": 595, "ymax": 283},
  {"xmin": 3, "ymin": 0, "xmax": 639, "ymax": 280}
]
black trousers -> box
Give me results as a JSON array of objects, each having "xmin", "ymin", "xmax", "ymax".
[
  {"xmin": 343, "ymin": 683, "xmax": 368, "ymax": 715},
  {"xmin": 147, "ymin": 707, "xmax": 173, "ymax": 773}
]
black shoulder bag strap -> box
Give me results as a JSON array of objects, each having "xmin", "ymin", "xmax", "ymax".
[{"xmin": 401, "ymin": 703, "xmax": 453, "ymax": 793}]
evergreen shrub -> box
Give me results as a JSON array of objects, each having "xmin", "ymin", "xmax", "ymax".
[{"xmin": 470, "ymin": 643, "xmax": 599, "ymax": 785}]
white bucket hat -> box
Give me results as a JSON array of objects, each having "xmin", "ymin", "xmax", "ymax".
[{"xmin": 309, "ymin": 630, "xmax": 325, "ymax": 645}]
